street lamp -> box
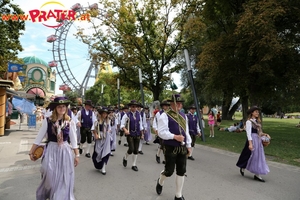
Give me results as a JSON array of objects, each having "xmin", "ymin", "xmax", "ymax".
[
  {"xmin": 101, "ymin": 84, "xmax": 104, "ymax": 106},
  {"xmin": 138, "ymin": 68, "xmax": 145, "ymax": 107},
  {"xmin": 184, "ymin": 49, "xmax": 205, "ymax": 142},
  {"xmin": 117, "ymin": 78, "xmax": 120, "ymax": 109}
]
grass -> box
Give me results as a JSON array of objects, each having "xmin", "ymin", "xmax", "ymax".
[{"xmin": 197, "ymin": 113, "xmax": 300, "ymax": 167}]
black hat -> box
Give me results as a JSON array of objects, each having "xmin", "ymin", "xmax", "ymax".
[
  {"xmin": 48, "ymin": 97, "xmax": 70, "ymax": 111},
  {"xmin": 189, "ymin": 105, "xmax": 196, "ymax": 109},
  {"xmin": 247, "ymin": 106, "xmax": 261, "ymax": 115},
  {"xmin": 71, "ymin": 106, "xmax": 78, "ymax": 111},
  {"xmin": 128, "ymin": 100, "xmax": 140, "ymax": 107},
  {"xmin": 121, "ymin": 105, "xmax": 129, "ymax": 110},
  {"xmin": 167, "ymin": 94, "xmax": 185, "ymax": 103},
  {"xmin": 160, "ymin": 100, "xmax": 170, "ymax": 106},
  {"xmin": 144, "ymin": 106, "xmax": 149, "ymax": 109},
  {"xmin": 84, "ymin": 100, "xmax": 93, "ymax": 106},
  {"xmin": 108, "ymin": 107, "xmax": 114, "ymax": 112},
  {"xmin": 98, "ymin": 107, "xmax": 109, "ymax": 114}
]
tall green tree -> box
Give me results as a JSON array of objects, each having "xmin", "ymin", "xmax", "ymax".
[
  {"xmin": 0, "ymin": 0, "xmax": 25, "ymax": 74},
  {"xmin": 191, "ymin": 0, "xmax": 300, "ymax": 119},
  {"xmin": 76, "ymin": 0, "xmax": 200, "ymax": 100}
]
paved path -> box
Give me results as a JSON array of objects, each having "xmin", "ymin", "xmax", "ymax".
[{"xmin": 0, "ymin": 122, "xmax": 299, "ymax": 200}]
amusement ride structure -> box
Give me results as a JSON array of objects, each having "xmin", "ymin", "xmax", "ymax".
[{"xmin": 47, "ymin": 3, "xmax": 105, "ymax": 95}]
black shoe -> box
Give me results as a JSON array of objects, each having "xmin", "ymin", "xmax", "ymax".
[
  {"xmin": 145, "ymin": 142, "xmax": 150, "ymax": 145},
  {"xmin": 124, "ymin": 143, "xmax": 128, "ymax": 147},
  {"xmin": 138, "ymin": 151, "xmax": 144, "ymax": 155},
  {"xmin": 240, "ymin": 168, "xmax": 244, "ymax": 176},
  {"xmin": 79, "ymin": 148, "xmax": 82, "ymax": 154},
  {"xmin": 156, "ymin": 178, "xmax": 163, "ymax": 195},
  {"xmin": 162, "ymin": 161, "xmax": 165, "ymax": 164},
  {"xmin": 188, "ymin": 156, "xmax": 195, "ymax": 160},
  {"xmin": 156, "ymin": 155, "xmax": 160, "ymax": 163},
  {"xmin": 123, "ymin": 157, "xmax": 127, "ymax": 167},
  {"xmin": 131, "ymin": 166, "xmax": 138, "ymax": 171},
  {"xmin": 110, "ymin": 153, "xmax": 114, "ymax": 156},
  {"xmin": 254, "ymin": 175, "xmax": 265, "ymax": 182},
  {"xmin": 174, "ymin": 196, "xmax": 185, "ymax": 200},
  {"xmin": 85, "ymin": 153, "xmax": 91, "ymax": 158},
  {"xmin": 118, "ymin": 140, "xmax": 121, "ymax": 145}
]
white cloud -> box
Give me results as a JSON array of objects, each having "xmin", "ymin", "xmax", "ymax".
[{"xmin": 13, "ymin": 0, "xmax": 183, "ymax": 95}]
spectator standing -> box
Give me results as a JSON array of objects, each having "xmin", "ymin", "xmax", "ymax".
[
  {"xmin": 216, "ymin": 111, "xmax": 222, "ymax": 127},
  {"xmin": 208, "ymin": 110, "xmax": 215, "ymax": 137}
]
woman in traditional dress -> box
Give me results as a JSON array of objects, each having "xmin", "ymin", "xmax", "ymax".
[
  {"xmin": 143, "ymin": 106, "xmax": 152, "ymax": 145},
  {"xmin": 29, "ymin": 97, "xmax": 79, "ymax": 200},
  {"xmin": 91, "ymin": 107, "xmax": 111, "ymax": 175},
  {"xmin": 236, "ymin": 106, "xmax": 270, "ymax": 182},
  {"xmin": 108, "ymin": 107, "xmax": 118, "ymax": 155}
]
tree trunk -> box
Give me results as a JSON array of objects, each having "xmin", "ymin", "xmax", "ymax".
[{"xmin": 241, "ymin": 95, "xmax": 249, "ymax": 122}]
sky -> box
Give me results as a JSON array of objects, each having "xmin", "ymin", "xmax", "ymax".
[{"xmin": 12, "ymin": 0, "xmax": 182, "ymax": 95}]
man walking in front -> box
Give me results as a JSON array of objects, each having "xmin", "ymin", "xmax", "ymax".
[
  {"xmin": 120, "ymin": 100, "xmax": 144, "ymax": 171},
  {"xmin": 77, "ymin": 100, "xmax": 97, "ymax": 158},
  {"xmin": 156, "ymin": 94, "xmax": 191, "ymax": 200}
]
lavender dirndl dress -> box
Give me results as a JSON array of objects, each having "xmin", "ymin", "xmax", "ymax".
[
  {"xmin": 246, "ymin": 128, "xmax": 270, "ymax": 175},
  {"xmin": 110, "ymin": 117, "xmax": 117, "ymax": 151},
  {"xmin": 92, "ymin": 121, "xmax": 111, "ymax": 169},
  {"xmin": 143, "ymin": 113, "xmax": 152, "ymax": 142},
  {"xmin": 36, "ymin": 119, "xmax": 76, "ymax": 200}
]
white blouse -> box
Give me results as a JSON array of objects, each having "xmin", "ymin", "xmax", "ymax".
[{"xmin": 33, "ymin": 118, "xmax": 78, "ymax": 149}]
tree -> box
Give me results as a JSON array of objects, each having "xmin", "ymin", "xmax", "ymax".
[
  {"xmin": 0, "ymin": 0, "xmax": 25, "ymax": 74},
  {"xmin": 76, "ymin": 0, "xmax": 200, "ymax": 100},
  {"xmin": 190, "ymin": 0, "xmax": 300, "ymax": 120},
  {"xmin": 84, "ymin": 72, "xmax": 153, "ymax": 107}
]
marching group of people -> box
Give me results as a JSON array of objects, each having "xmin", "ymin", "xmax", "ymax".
[{"xmin": 28, "ymin": 94, "xmax": 270, "ymax": 200}]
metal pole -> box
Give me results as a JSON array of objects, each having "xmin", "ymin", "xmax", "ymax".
[
  {"xmin": 101, "ymin": 84, "xmax": 104, "ymax": 106},
  {"xmin": 117, "ymin": 78, "xmax": 120, "ymax": 109},
  {"xmin": 138, "ymin": 68, "xmax": 145, "ymax": 106},
  {"xmin": 184, "ymin": 49, "xmax": 205, "ymax": 142}
]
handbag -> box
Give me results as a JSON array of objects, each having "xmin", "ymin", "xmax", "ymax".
[
  {"xmin": 32, "ymin": 145, "xmax": 45, "ymax": 161},
  {"xmin": 261, "ymin": 134, "xmax": 271, "ymax": 147}
]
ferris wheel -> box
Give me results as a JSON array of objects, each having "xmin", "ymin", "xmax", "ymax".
[{"xmin": 47, "ymin": 3, "xmax": 105, "ymax": 94}]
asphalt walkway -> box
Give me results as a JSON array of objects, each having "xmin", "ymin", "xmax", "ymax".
[{"xmin": 0, "ymin": 120, "xmax": 299, "ymax": 200}]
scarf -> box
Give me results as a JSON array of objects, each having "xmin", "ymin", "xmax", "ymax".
[{"xmin": 250, "ymin": 118, "xmax": 263, "ymax": 137}]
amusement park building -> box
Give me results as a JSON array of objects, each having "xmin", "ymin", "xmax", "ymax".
[{"xmin": 21, "ymin": 56, "xmax": 56, "ymax": 104}]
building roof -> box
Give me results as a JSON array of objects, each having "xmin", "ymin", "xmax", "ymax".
[{"xmin": 23, "ymin": 56, "xmax": 49, "ymax": 68}]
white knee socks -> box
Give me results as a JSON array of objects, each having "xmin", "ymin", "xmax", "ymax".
[
  {"xmin": 159, "ymin": 170, "xmax": 167, "ymax": 186},
  {"xmin": 189, "ymin": 148, "xmax": 194, "ymax": 157},
  {"xmin": 138, "ymin": 140, "xmax": 143, "ymax": 151},
  {"xmin": 175, "ymin": 175, "xmax": 184, "ymax": 198},
  {"xmin": 132, "ymin": 154, "xmax": 138, "ymax": 166},
  {"xmin": 86, "ymin": 143, "xmax": 91, "ymax": 154}
]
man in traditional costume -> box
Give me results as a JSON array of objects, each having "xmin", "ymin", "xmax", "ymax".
[
  {"xmin": 77, "ymin": 100, "xmax": 97, "ymax": 158},
  {"xmin": 120, "ymin": 100, "xmax": 144, "ymax": 171},
  {"xmin": 186, "ymin": 105, "xmax": 202, "ymax": 160},
  {"xmin": 156, "ymin": 94, "xmax": 191, "ymax": 200}
]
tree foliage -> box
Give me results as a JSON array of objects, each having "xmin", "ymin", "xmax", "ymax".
[
  {"xmin": 0, "ymin": 0, "xmax": 25, "ymax": 74},
  {"xmin": 76, "ymin": 0, "xmax": 200, "ymax": 100},
  {"xmin": 187, "ymin": 0, "xmax": 300, "ymax": 119},
  {"xmin": 84, "ymin": 72, "xmax": 153, "ymax": 107}
]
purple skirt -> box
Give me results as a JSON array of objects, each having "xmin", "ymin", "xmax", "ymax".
[
  {"xmin": 246, "ymin": 134, "xmax": 270, "ymax": 175},
  {"xmin": 36, "ymin": 141, "xmax": 75, "ymax": 200}
]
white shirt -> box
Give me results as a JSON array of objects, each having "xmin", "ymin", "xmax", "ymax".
[
  {"xmin": 157, "ymin": 111, "xmax": 191, "ymax": 148},
  {"xmin": 120, "ymin": 112, "xmax": 144, "ymax": 131},
  {"xmin": 77, "ymin": 109, "xmax": 97, "ymax": 126},
  {"xmin": 152, "ymin": 111, "xmax": 162, "ymax": 131},
  {"xmin": 34, "ymin": 118, "xmax": 78, "ymax": 149},
  {"xmin": 246, "ymin": 120, "xmax": 253, "ymax": 140}
]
